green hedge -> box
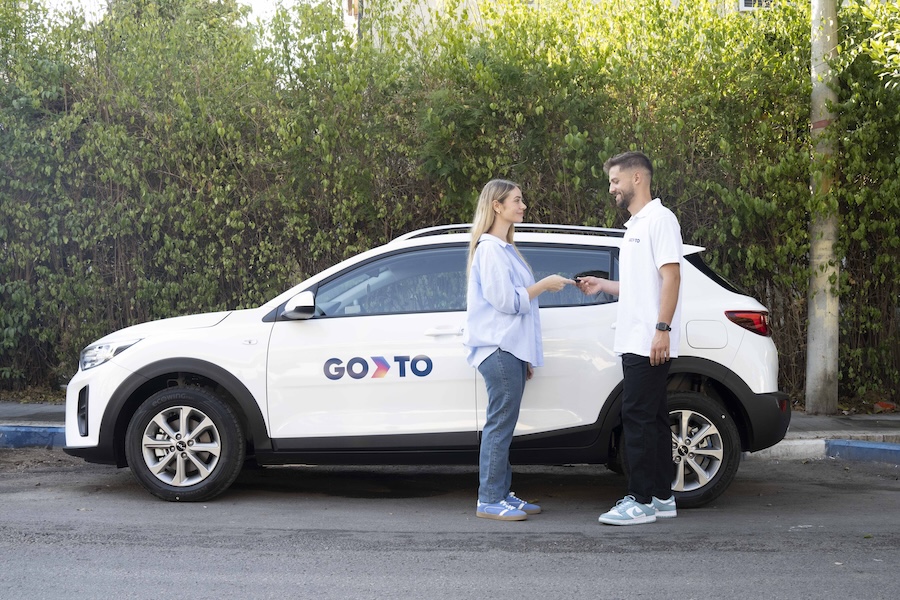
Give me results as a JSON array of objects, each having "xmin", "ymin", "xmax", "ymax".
[{"xmin": 1, "ymin": 0, "xmax": 898, "ymax": 407}]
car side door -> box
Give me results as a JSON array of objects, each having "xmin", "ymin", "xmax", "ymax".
[
  {"xmin": 266, "ymin": 245, "xmax": 477, "ymax": 450},
  {"xmin": 474, "ymin": 244, "xmax": 622, "ymax": 438}
]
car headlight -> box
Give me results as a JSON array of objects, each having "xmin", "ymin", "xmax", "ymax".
[{"xmin": 80, "ymin": 339, "xmax": 142, "ymax": 371}]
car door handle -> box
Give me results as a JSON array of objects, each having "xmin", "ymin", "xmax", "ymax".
[{"xmin": 424, "ymin": 327, "xmax": 464, "ymax": 337}]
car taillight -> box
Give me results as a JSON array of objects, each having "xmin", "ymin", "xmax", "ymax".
[{"xmin": 725, "ymin": 310, "xmax": 770, "ymax": 336}]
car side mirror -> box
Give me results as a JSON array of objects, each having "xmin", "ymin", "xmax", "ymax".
[{"xmin": 282, "ymin": 291, "xmax": 316, "ymax": 320}]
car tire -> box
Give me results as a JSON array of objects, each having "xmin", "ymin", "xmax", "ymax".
[
  {"xmin": 125, "ymin": 387, "xmax": 245, "ymax": 502},
  {"xmin": 668, "ymin": 392, "xmax": 741, "ymax": 508}
]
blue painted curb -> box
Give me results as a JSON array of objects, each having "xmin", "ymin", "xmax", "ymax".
[
  {"xmin": 826, "ymin": 439, "xmax": 900, "ymax": 464},
  {"xmin": 0, "ymin": 425, "xmax": 66, "ymax": 449}
]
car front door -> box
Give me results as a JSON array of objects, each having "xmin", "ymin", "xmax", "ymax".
[{"xmin": 266, "ymin": 245, "xmax": 477, "ymax": 449}]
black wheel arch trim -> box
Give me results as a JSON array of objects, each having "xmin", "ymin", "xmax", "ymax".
[
  {"xmin": 668, "ymin": 356, "xmax": 790, "ymax": 452},
  {"xmin": 90, "ymin": 358, "xmax": 271, "ymax": 467}
]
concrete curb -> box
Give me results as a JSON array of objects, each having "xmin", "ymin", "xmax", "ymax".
[
  {"xmin": 746, "ymin": 438, "xmax": 900, "ymax": 464},
  {"xmin": 745, "ymin": 439, "xmax": 826, "ymax": 461},
  {"xmin": 826, "ymin": 439, "xmax": 900, "ymax": 464},
  {"xmin": 0, "ymin": 425, "xmax": 65, "ymax": 449}
]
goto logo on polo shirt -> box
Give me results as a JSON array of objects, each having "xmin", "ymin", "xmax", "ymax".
[{"xmin": 324, "ymin": 355, "xmax": 433, "ymax": 380}]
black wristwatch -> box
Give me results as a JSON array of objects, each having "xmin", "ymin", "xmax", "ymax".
[{"xmin": 656, "ymin": 322, "xmax": 672, "ymax": 332}]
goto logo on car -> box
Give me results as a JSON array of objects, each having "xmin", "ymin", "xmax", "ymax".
[{"xmin": 323, "ymin": 355, "xmax": 433, "ymax": 381}]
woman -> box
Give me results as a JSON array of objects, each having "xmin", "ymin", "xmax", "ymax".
[{"xmin": 463, "ymin": 179, "xmax": 572, "ymax": 521}]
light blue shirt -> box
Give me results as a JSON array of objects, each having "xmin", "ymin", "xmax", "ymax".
[{"xmin": 463, "ymin": 234, "xmax": 544, "ymax": 368}]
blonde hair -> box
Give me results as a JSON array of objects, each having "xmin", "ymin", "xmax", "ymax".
[{"xmin": 467, "ymin": 179, "xmax": 523, "ymax": 274}]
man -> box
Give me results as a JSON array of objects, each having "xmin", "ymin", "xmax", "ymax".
[{"xmin": 577, "ymin": 151, "xmax": 683, "ymax": 525}]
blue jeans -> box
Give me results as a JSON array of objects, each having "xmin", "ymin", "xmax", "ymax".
[{"xmin": 476, "ymin": 349, "xmax": 528, "ymax": 503}]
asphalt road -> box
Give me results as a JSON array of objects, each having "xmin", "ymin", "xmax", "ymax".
[{"xmin": 1, "ymin": 448, "xmax": 899, "ymax": 600}]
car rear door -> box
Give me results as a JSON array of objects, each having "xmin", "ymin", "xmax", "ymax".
[{"xmin": 475, "ymin": 244, "xmax": 622, "ymax": 437}]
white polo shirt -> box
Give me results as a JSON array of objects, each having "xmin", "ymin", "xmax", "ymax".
[{"xmin": 614, "ymin": 198, "xmax": 684, "ymax": 358}]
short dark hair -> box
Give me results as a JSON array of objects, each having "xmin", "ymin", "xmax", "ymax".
[{"xmin": 603, "ymin": 151, "xmax": 653, "ymax": 180}]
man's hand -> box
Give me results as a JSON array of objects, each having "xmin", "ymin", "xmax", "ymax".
[
  {"xmin": 576, "ymin": 275, "xmax": 604, "ymax": 295},
  {"xmin": 650, "ymin": 330, "xmax": 670, "ymax": 366}
]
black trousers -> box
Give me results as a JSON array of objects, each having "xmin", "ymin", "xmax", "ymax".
[{"xmin": 621, "ymin": 353, "xmax": 674, "ymax": 504}]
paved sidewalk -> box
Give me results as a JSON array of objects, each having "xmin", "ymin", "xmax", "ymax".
[{"xmin": 1, "ymin": 401, "xmax": 899, "ymax": 464}]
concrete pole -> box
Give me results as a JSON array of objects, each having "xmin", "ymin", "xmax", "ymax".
[{"xmin": 806, "ymin": 0, "xmax": 840, "ymax": 415}]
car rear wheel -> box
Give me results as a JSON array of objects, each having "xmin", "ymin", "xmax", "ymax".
[
  {"xmin": 125, "ymin": 387, "xmax": 245, "ymax": 502},
  {"xmin": 669, "ymin": 392, "xmax": 741, "ymax": 508}
]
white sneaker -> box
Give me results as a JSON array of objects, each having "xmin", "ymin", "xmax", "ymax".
[
  {"xmin": 598, "ymin": 495, "xmax": 657, "ymax": 526},
  {"xmin": 651, "ymin": 495, "xmax": 677, "ymax": 518}
]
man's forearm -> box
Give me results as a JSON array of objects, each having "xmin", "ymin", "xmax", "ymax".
[{"xmin": 657, "ymin": 263, "xmax": 680, "ymax": 324}]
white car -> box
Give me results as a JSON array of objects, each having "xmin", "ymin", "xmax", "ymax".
[{"xmin": 64, "ymin": 224, "xmax": 790, "ymax": 507}]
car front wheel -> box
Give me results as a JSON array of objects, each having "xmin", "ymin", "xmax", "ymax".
[
  {"xmin": 125, "ymin": 387, "xmax": 245, "ymax": 502},
  {"xmin": 668, "ymin": 392, "xmax": 741, "ymax": 508}
]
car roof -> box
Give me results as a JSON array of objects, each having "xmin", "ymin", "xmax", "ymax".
[
  {"xmin": 392, "ymin": 223, "xmax": 627, "ymax": 240},
  {"xmin": 261, "ymin": 224, "xmax": 706, "ymax": 313},
  {"xmin": 387, "ymin": 224, "xmax": 705, "ymax": 254}
]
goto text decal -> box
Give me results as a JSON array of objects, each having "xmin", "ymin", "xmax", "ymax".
[{"xmin": 324, "ymin": 355, "xmax": 433, "ymax": 380}]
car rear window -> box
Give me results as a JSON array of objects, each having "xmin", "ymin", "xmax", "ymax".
[{"xmin": 686, "ymin": 254, "xmax": 747, "ymax": 296}]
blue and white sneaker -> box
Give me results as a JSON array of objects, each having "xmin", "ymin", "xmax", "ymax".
[
  {"xmin": 651, "ymin": 495, "xmax": 677, "ymax": 519},
  {"xmin": 598, "ymin": 495, "xmax": 657, "ymax": 526},
  {"xmin": 476, "ymin": 499, "xmax": 528, "ymax": 521},
  {"xmin": 506, "ymin": 491, "xmax": 541, "ymax": 515}
]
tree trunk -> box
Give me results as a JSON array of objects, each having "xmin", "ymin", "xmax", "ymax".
[{"xmin": 806, "ymin": 0, "xmax": 839, "ymax": 415}]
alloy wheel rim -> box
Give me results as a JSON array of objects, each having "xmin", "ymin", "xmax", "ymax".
[
  {"xmin": 670, "ymin": 409, "xmax": 724, "ymax": 492},
  {"xmin": 140, "ymin": 405, "xmax": 222, "ymax": 487}
]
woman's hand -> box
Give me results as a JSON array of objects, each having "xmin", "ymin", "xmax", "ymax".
[
  {"xmin": 528, "ymin": 274, "xmax": 573, "ymax": 300},
  {"xmin": 540, "ymin": 274, "xmax": 574, "ymax": 292}
]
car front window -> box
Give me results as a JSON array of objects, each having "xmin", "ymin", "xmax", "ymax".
[{"xmin": 315, "ymin": 246, "xmax": 468, "ymax": 317}]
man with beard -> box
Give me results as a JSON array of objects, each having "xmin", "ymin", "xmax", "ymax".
[{"xmin": 576, "ymin": 151, "xmax": 683, "ymax": 525}]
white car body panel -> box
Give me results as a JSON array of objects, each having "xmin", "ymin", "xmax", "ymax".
[
  {"xmin": 267, "ymin": 311, "xmax": 474, "ymax": 438},
  {"xmin": 481, "ymin": 303, "xmax": 622, "ymax": 435},
  {"xmin": 65, "ymin": 309, "xmax": 275, "ymax": 447},
  {"xmin": 65, "ymin": 360, "xmax": 135, "ymax": 448}
]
